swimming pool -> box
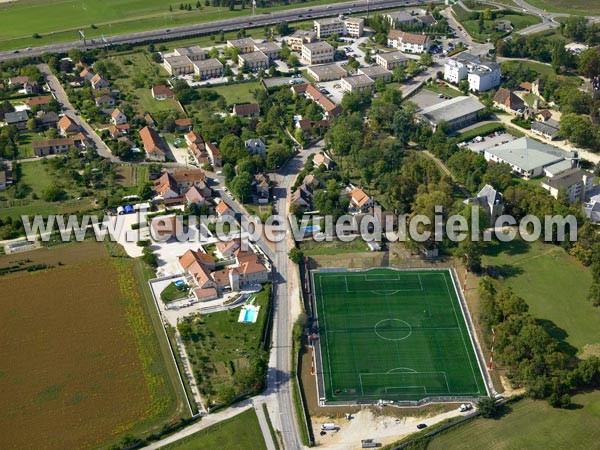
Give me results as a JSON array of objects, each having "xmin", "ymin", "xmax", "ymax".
[{"xmin": 238, "ymin": 305, "xmax": 260, "ymax": 323}]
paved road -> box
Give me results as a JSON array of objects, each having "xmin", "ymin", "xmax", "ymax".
[
  {"xmin": 0, "ymin": 0, "xmax": 428, "ymax": 62},
  {"xmin": 38, "ymin": 64, "xmax": 115, "ymax": 160}
]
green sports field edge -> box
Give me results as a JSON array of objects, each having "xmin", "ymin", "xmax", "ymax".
[{"xmin": 310, "ymin": 268, "xmax": 490, "ymax": 405}]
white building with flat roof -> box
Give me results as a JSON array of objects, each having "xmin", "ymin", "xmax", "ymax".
[
  {"xmin": 444, "ymin": 53, "xmax": 500, "ymax": 92},
  {"xmin": 340, "ymin": 74, "xmax": 375, "ymax": 93},
  {"xmin": 484, "ymin": 137, "xmax": 577, "ymax": 179}
]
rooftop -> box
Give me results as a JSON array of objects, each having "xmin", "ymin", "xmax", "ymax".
[
  {"xmin": 303, "ymin": 41, "xmax": 334, "ymax": 52},
  {"xmin": 485, "ymin": 137, "xmax": 574, "ymax": 171},
  {"xmin": 164, "ymin": 55, "xmax": 193, "ymax": 66},
  {"xmin": 545, "ymin": 168, "xmax": 592, "ymax": 189},
  {"xmin": 239, "ymin": 51, "xmax": 269, "ymax": 62},
  {"xmin": 376, "ymin": 51, "xmax": 410, "ymax": 63},
  {"xmin": 418, "ymin": 96, "xmax": 484, "ymax": 124},
  {"xmin": 358, "ymin": 65, "xmax": 391, "ymax": 78},
  {"xmin": 193, "ymin": 58, "xmax": 223, "ymax": 70},
  {"xmin": 341, "ymin": 74, "xmax": 374, "ymax": 87},
  {"xmin": 307, "ymin": 63, "xmax": 346, "ymax": 78}
]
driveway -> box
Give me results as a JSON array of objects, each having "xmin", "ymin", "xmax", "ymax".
[{"xmin": 38, "ymin": 63, "xmax": 116, "ymax": 161}]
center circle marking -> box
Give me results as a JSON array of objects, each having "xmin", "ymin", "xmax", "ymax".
[{"xmin": 374, "ymin": 319, "xmax": 412, "ymax": 341}]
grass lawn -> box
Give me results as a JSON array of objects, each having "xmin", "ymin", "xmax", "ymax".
[
  {"xmin": 521, "ymin": 0, "xmax": 600, "ymax": 15},
  {"xmin": 427, "ymin": 391, "xmax": 600, "ymax": 450},
  {"xmin": 17, "ymin": 132, "xmax": 49, "ymax": 159},
  {"xmin": 483, "ymin": 239, "xmax": 600, "ymax": 354},
  {"xmin": 161, "ymin": 409, "xmax": 267, "ymax": 450},
  {"xmin": 301, "ymin": 238, "xmax": 370, "ymax": 256},
  {"xmin": 160, "ymin": 282, "xmax": 189, "ymax": 303},
  {"xmin": 111, "ymin": 52, "xmax": 181, "ymax": 115},
  {"xmin": 200, "ymin": 80, "xmax": 262, "ymax": 105},
  {"xmin": 424, "ymin": 83, "xmax": 462, "ymax": 98},
  {"xmin": 179, "ymin": 284, "xmax": 271, "ymax": 404},
  {"xmin": 0, "ymin": 0, "xmax": 356, "ymax": 51},
  {"xmin": 453, "ymin": 4, "xmax": 541, "ymax": 41},
  {"xmin": 0, "ymin": 159, "xmax": 95, "ymax": 218},
  {"xmin": 454, "ymin": 122, "xmax": 506, "ymax": 141},
  {"xmin": 500, "ymin": 60, "xmax": 555, "ymax": 78}
]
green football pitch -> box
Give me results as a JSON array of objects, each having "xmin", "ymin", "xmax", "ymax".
[{"xmin": 313, "ymin": 269, "xmax": 488, "ymax": 403}]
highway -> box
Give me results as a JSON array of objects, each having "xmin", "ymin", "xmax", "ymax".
[{"xmin": 0, "ymin": 0, "xmax": 428, "ymax": 62}]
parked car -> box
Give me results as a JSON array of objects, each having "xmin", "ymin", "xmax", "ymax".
[{"xmin": 417, "ymin": 424, "xmax": 427, "ymax": 430}]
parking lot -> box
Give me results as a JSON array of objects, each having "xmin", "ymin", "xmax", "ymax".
[
  {"xmin": 411, "ymin": 89, "xmax": 449, "ymax": 110},
  {"xmin": 464, "ymin": 130, "xmax": 517, "ymax": 153}
]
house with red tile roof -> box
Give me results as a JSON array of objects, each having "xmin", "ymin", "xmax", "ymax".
[{"xmin": 139, "ymin": 126, "xmax": 167, "ymax": 161}]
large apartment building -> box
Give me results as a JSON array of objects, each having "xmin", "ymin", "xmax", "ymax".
[
  {"xmin": 313, "ymin": 17, "xmax": 364, "ymax": 38},
  {"xmin": 301, "ymin": 41, "xmax": 334, "ymax": 65},
  {"xmin": 445, "ymin": 53, "xmax": 500, "ymax": 92}
]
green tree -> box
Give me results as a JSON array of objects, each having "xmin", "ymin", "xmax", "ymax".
[
  {"xmin": 289, "ymin": 247, "xmax": 304, "ymax": 264},
  {"xmin": 477, "ymin": 396, "xmax": 498, "ymax": 418}
]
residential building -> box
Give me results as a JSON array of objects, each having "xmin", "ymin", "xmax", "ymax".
[
  {"xmin": 313, "ymin": 152, "xmax": 333, "ymax": 170},
  {"xmin": 111, "ymin": 108, "xmax": 127, "ymax": 126},
  {"xmin": 174, "ymin": 45, "xmax": 206, "ymax": 61},
  {"xmin": 306, "ymin": 63, "xmax": 347, "ymax": 82},
  {"xmin": 374, "ymin": 51, "xmax": 409, "ymax": 70},
  {"xmin": 32, "ymin": 138, "xmax": 74, "ymax": 157},
  {"xmin": 538, "ymin": 109, "xmax": 553, "ymax": 121},
  {"xmin": 79, "ymin": 68, "xmax": 94, "ymax": 82},
  {"xmin": 57, "ymin": 115, "xmax": 79, "ymax": 135},
  {"xmin": 493, "ymin": 87, "xmax": 525, "ymax": 112},
  {"xmin": 417, "ymin": 96, "xmax": 485, "ymax": 131},
  {"xmin": 36, "ymin": 111, "xmax": 59, "ymax": 128},
  {"xmin": 95, "ymin": 94, "xmax": 115, "ymax": 108},
  {"xmin": 444, "ymin": 53, "xmax": 500, "ymax": 91},
  {"xmin": 8, "ymin": 76, "xmax": 30, "ymax": 87},
  {"xmin": 305, "ymin": 84, "xmax": 342, "ymax": 118},
  {"xmin": 483, "ymin": 137, "xmax": 576, "ymax": 179},
  {"xmin": 467, "ymin": 61, "xmax": 501, "ymax": 92},
  {"xmin": 227, "ymin": 38, "xmax": 256, "ymax": 54},
  {"xmin": 150, "ymin": 215, "xmax": 184, "ymax": 240},
  {"xmin": 4, "ymin": 110, "xmax": 29, "ymax": 130},
  {"xmin": 301, "ymin": 41, "xmax": 334, "ymax": 65},
  {"xmin": 544, "ymin": 159, "xmax": 574, "ymax": 178},
  {"xmin": 139, "ymin": 126, "xmax": 167, "ymax": 161},
  {"xmin": 193, "ymin": 58, "xmax": 224, "ymax": 79},
  {"xmin": 313, "ymin": 17, "xmax": 345, "ymax": 38},
  {"xmin": 185, "ymin": 185, "xmax": 209, "ymax": 206},
  {"xmin": 387, "ymin": 30, "xmax": 430, "ymax": 53},
  {"xmin": 344, "ymin": 18, "xmax": 364, "ymax": 38},
  {"xmin": 358, "ymin": 65, "xmax": 392, "ymax": 82},
  {"xmin": 465, "ymin": 184, "xmax": 504, "ymax": 224},
  {"xmin": 174, "ymin": 118, "xmax": 192, "ymax": 132},
  {"xmin": 163, "ymin": 55, "xmax": 194, "ymax": 75},
  {"xmin": 216, "ymin": 200, "xmax": 234, "ymax": 218},
  {"xmin": 23, "ymin": 81, "xmax": 41, "ymax": 95},
  {"xmin": 90, "ymin": 74, "xmax": 109, "ymax": 90},
  {"xmin": 238, "ymin": 51, "xmax": 269, "ymax": 71},
  {"xmin": 186, "ymin": 131, "xmax": 207, "ymax": 164},
  {"xmin": 340, "ymin": 75, "xmax": 375, "ymax": 93},
  {"xmin": 232, "ymin": 103, "xmax": 260, "ymax": 118},
  {"xmin": 531, "ymin": 118, "xmax": 560, "ymax": 140},
  {"xmin": 151, "ymin": 85, "xmax": 174, "ymax": 100},
  {"xmin": 541, "ymin": 168, "xmax": 594, "ymax": 203},
  {"xmin": 313, "ymin": 17, "xmax": 364, "ymax": 38},
  {"xmin": 254, "ymin": 172, "xmax": 270, "ymax": 201},
  {"xmin": 153, "ymin": 169, "xmax": 210, "ymax": 203},
  {"xmin": 253, "ymin": 41, "xmax": 281, "ymax": 60},
  {"xmin": 0, "ymin": 170, "xmax": 8, "ymax": 191},
  {"xmin": 290, "ymin": 184, "xmax": 312, "ymax": 209},
  {"xmin": 384, "ymin": 10, "xmax": 420, "ymax": 27},
  {"xmin": 349, "ymin": 188, "xmax": 374, "ymax": 213},
  {"xmin": 284, "ymin": 29, "xmax": 317, "ymax": 51},
  {"xmin": 206, "ymin": 142, "xmax": 222, "ymax": 167},
  {"xmin": 25, "ymin": 95, "xmax": 52, "ymax": 110},
  {"xmin": 245, "ymin": 138, "xmax": 266, "ymax": 158}
]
